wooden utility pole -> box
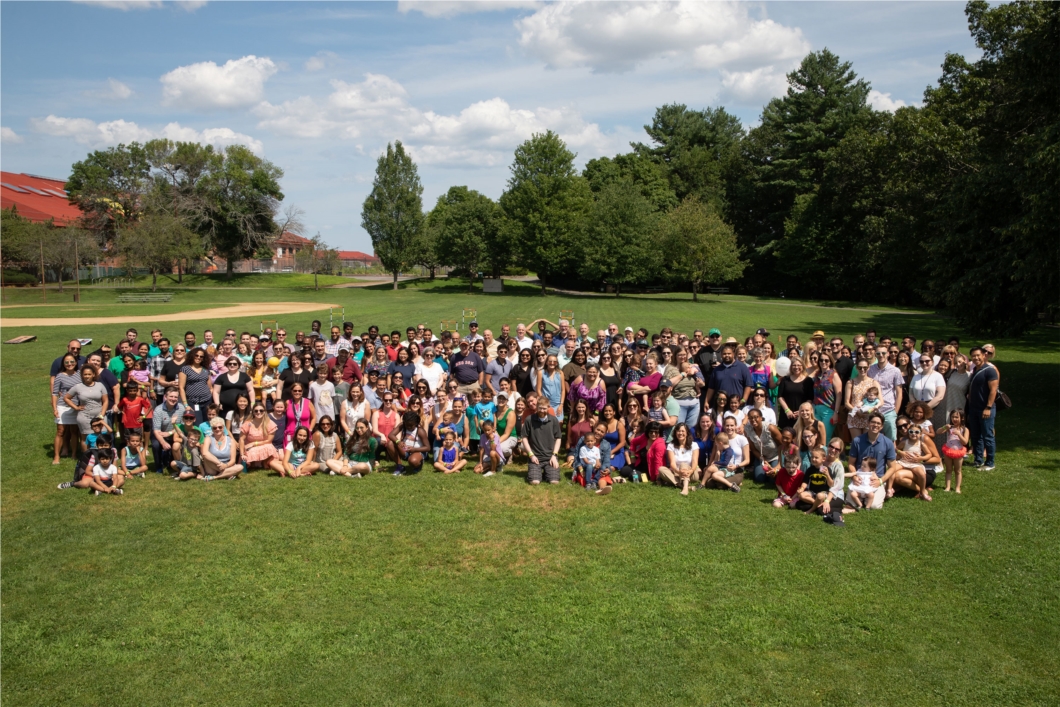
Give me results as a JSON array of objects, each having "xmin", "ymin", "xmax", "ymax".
[{"xmin": 39, "ymin": 239, "xmax": 46, "ymax": 302}]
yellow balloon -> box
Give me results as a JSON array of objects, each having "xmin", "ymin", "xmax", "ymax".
[{"xmin": 267, "ymin": 357, "xmax": 281, "ymax": 369}]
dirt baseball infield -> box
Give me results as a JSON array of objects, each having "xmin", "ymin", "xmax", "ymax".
[{"xmin": 0, "ymin": 301, "xmax": 340, "ymax": 327}]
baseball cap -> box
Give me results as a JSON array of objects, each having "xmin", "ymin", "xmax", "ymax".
[
  {"xmin": 469, "ymin": 320, "xmax": 478, "ymax": 326},
  {"xmin": 756, "ymin": 328, "xmax": 770, "ymax": 337},
  {"xmin": 458, "ymin": 339, "xmax": 469, "ymax": 347},
  {"xmin": 259, "ymin": 334, "xmax": 270, "ymax": 341},
  {"xmin": 367, "ymin": 369, "xmax": 380, "ymax": 376},
  {"xmin": 659, "ymin": 379, "xmax": 673, "ymax": 388},
  {"xmin": 496, "ymin": 392, "xmax": 508, "ymax": 400},
  {"xmin": 182, "ymin": 410, "xmax": 196, "ymax": 418},
  {"xmin": 708, "ymin": 328, "xmax": 721, "ymax": 337},
  {"xmin": 636, "ymin": 339, "xmax": 649, "ymax": 347},
  {"xmin": 624, "ymin": 326, "xmax": 633, "ymax": 332}
]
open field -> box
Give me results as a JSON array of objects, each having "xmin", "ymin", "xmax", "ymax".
[{"xmin": 3, "ymin": 280, "xmax": 1058, "ymax": 705}]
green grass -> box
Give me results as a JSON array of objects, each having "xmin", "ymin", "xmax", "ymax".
[{"xmin": 3, "ymin": 282, "xmax": 1059, "ymax": 705}]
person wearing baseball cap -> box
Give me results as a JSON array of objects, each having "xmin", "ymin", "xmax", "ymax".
[
  {"xmin": 451, "ymin": 338, "xmax": 485, "ymax": 395},
  {"xmin": 694, "ymin": 328, "xmax": 725, "ymax": 391}
]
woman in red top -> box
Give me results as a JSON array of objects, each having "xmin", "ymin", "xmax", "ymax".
[
  {"xmin": 566, "ymin": 399, "xmax": 594, "ymax": 450},
  {"xmin": 284, "ymin": 383, "xmax": 316, "ymax": 446}
]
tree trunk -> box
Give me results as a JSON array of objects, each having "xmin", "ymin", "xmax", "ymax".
[
  {"xmin": 314, "ymin": 271, "xmax": 319, "ymax": 291},
  {"xmin": 539, "ymin": 276, "xmax": 547, "ymax": 295},
  {"xmin": 57, "ymin": 269, "xmax": 64, "ymax": 293},
  {"xmin": 178, "ymin": 258, "xmax": 184, "ymax": 283},
  {"xmin": 692, "ymin": 280, "xmax": 699, "ymax": 302},
  {"xmin": 429, "ymin": 266, "xmax": 436, "ymax": 281},
  {"xmin": 226, "ymin": 258, "xmax": 234, "ymax": 280},
  {"xmin": 152, "ymin": 271, "xmax": 158, "ymax": 292},
  {"xmin": 615, "ymin": 283, "xmax": 621, "ymax": 298},
  {"xmin": 392, "ymin": 271, "xmax": 399, "ymax": 290}
]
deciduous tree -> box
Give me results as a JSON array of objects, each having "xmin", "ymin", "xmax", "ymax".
[
  {"xmin": 659, "ymin": 197, "xmax": 745, "ymax": 301},
  {"xmin": 361, "ymin": 141, "xmax": 425, "ymax": 290}
]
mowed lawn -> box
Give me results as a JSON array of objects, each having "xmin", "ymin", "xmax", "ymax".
[{"xmin": 2, "ymin": 280, "xmax": 1059, "ymax": 706}]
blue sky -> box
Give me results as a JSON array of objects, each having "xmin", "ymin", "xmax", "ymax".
[{"xmin": 1, "ymin": 1, "xmax": 980, "ymax": 252}]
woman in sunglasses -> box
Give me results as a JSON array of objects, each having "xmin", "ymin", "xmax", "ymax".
[
  {"xmin": 240, "ymin": 402, "xmax": 284, "ymax": 474},
  {"xmin": 284, "ymin": 383, "xmax": 316, "ymax": 447},
  {"xmin": 52, "ymin": 353, "xmax": 83, "ymax": 464},
  {"xmin": 511, "ymin": 349, "xmax": 535, "ymax": 398},
  {"xmin": 843, "ymin": 358, "xmax": 876, "ymax": 439},
  {"xmin": 179, "ymin": 348, "xmax": 213, "ymax": 424},
  {"xmin": 313, "ymin": 416, "xmax": 343, "ymax": 475},
  {"xmin": 212, "ymin": 356, "xmax": 254, "ymax": 416},
  {"xmin": 200, "ymin": 416, "xmax": 243, "ymax": 481}
]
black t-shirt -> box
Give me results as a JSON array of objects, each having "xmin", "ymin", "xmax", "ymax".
[
  {"xmin": 834, "ymin": 355, "xmax": 855, "ymax": 385},
  {"xmin": 778, "ymin": 376, "xmax": 815, "ymax": 414},
  {"xmin": 968, "ymin": 364, "xmax": 999, "ymax": 410},
  {"xmin": 806, "ymin": 465, "xmax": 830, "ymax": 494},
  {"xmin": 96, "ymin": 368, "xmax": 119, "ymax": 398},
  {"xmin": 161, "ymin": 360, "xmax": 183, "ymax": 389},
  {"xmin": 279, "ymin": 368, "xmax": 312, "ymax": 401},
  {"xmin": 695, "ymin": 346, "xmax": 722, "ymax": 386}
]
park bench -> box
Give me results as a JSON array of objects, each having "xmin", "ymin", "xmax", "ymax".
[
  {"xmin": 116, "ymin": 292, "xmax": 173, "ymax": 303},
  {"xmin": 646, "ymin": 286, "xmax": 664, "ymax": 294},
  {"xmin": 707, "ymin": 287, "xmax": 729, "ymax": 295}
]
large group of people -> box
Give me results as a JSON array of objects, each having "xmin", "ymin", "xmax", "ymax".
[{"xmin": 50, "ymin": 318, "xmax": 1002, "ymax": 523}]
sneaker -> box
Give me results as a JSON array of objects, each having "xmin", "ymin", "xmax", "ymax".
[
  {"xmin": 352, "ymin": 473, "xmax": 362, "ymax": 479},
  {"xmin": 596, "ymin": 485, "xmax": 612, "ymax": 496},
  {"xmin": 730, "ymin": 484, "xmax": 741, "ymax": 493},
  {"xmin": 981, "ymin": 465, "xmax": 995, "ymax": 471},
  {"xmin": 202, "ymin": 475, "xmax": 215, "ymax": 482},
  {"xmin": 113, "ymin": 488, "xmax": 124, "ymax": 495},
  {"xmin": 134, "ymin": 472, "xmax": 145, "ymax": 478},
  {"xmin": 392, "ymin": 468, "xmax": 404, "ymax": 477},
  {"xmin": 329, "ymin": 470, "xmax": 336, "ymax": 476},
  {"xmin": 92, "ymin": 489, "xmax": 101, "ymax": 496},
  {"xmin": 483, "ymin": 471, "xmax": 494, "ymax": 477},
  {"xmin": 57, "ymin": 481, "xmax": 73, "ymax": 490}
]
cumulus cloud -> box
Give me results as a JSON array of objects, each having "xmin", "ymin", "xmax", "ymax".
[
  {"xmin": 1, "ymin": 127, "xmax": 24, "ymax": 144},
  {"xmin": 718, "ymin": 66, "xmax": 790, "ymax": 105},
  {"xmin": 516, "ymin": 0, "xmax": 809, "ymax": 75},
  {"xmin": 30, "ymin": 114, "xmax": 263, "ymax": 153},
  {"xmin": 254, "ymin": 73, "xmax": 614, "ymax": 167},
  {"xmin": 161, "ymin": 55, "xmax": 277, "ymax": 109},
  {"xmin": 72, "ymin": 1, "xmax": 207, "ymax": 11},
  {"xmin": 304, "ymin": 51, "xmax": 339, "ymax": 72},
  {"xmin": 398, "ymin": 1, "xmax": 540, "ymax": 18},
  {"xmin": 868, "ymin": 89, "xmax": 908, "ymax": 112}
]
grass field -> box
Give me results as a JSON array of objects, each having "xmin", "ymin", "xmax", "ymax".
[{"xmin": 2, "ymin": 279, "xmax": 1058, "ymax": 706}]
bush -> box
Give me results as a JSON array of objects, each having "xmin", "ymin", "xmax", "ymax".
[{"xmin": 2, "ymin": 269, "xmax": 38, "ymax": 286}]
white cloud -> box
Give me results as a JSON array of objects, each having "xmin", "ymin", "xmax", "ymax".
[
  {"xmin": 304, "ymin": 51, "xmax": 339, "ymax": 72},
  {"xmin": 254, "ymin": 73, "xmax": 615, "ymax": 167},
  {"xmin": 161, "ymin": 55, "xmax": 277, "ymax": 109},
  {"xmin": 398, "ymin": 1, "xmax": 540, "ymax": 18},
  {"xmin": 516, "ymin": 1, "xmax": 809, "ymax": 74},
  {"xmin": 30, "ymin": 114, "xmax": 263, "ymax": 153},
  {"xmin": 719, "ymin": 66, "xmax": 789, "ymax": 104},
  {"xmin": 83, "ymin": 78, "xmax": 133, "ymax": 100},
  {"xmin": 868, "ymin": 89, "xmax": 908, "ymax": 112},
  {"xmin": 1, "ymin": 127, "xmax": 24, "ymax": 144},
  {"xmin": 72, "ymin": 1, "xmax": 207, "ymax": 11}
]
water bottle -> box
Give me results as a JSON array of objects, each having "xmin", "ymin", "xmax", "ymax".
[{"xmin": 632, "ymin": 470, "xmax": 640, "ymax": 483}]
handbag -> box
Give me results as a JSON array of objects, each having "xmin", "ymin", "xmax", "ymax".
[{"xmin": 995, "ymin": 389, "xmax": 1012, "ymax": 411}]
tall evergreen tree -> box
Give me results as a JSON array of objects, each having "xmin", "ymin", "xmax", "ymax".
[{"xmin": 361, "ymin": 141, "xmax": 425, "ymax": 290}]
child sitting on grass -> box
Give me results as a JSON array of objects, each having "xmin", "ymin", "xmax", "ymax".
[
  {"xmin": 433, "ymin": 429, "xmax": 466, "ymax": 474},
  {"xmin": 773, "ymin": 453, "xmax": 805, "ymax": 509},
  {"xmin": 474, "ymin": 419, "xmax": 503, "ymax": 477},
  {"xmin": 703, "ymin": 432, "xmax": 740, "ymax": 493},
  {"xmin": 171, "ymin": 426, "xmax": 203, "ymax": 481},
  {"xmin": 798, "ymin": 447, "xmax": 835, "ymax": 516},
  {"xmin": 576, "ymin": 431, "xmax": 609, "ymax": 494},
  {"xmin": 846, "ymin": 457, "xmax": 878, "ymax": 511},
  {"xmin": 120, "ymin": 432, "xmax": 149, "ymax": 478}
]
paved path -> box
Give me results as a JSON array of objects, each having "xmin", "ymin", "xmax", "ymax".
[{"xmin": 0, "ymin": 301, "xmax": 339, "ymax": 327}]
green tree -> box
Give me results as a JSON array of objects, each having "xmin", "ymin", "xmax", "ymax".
[
  {"xmin": 197, "ymin": 145, "xmax": 285, "ymax": 279},
  {"xmin": 583, "ymin": 180, "xmax": 660, "ymax": 296},
  {"xmin": 659, "ymin": 197, "xmax": 746, "ymax": 301},
  {"xmin": 116, "ymin": 213, "xmax": 191, "ymax": 291},
  {"xmin": 500, "ymin": 130, "xmax": 592, "ymax": 294},
  {"xmin": 42, "ymin": 226, "xmax": 99, "ymax": 293},
  {"xmin": 361, "ymin": 141, "xmax": 425, "ymax": 290},
  {"xmin": 583, "ymin": 152, "xmax": 677, "ymax": 212},
  {"xmin": 430, "ymin": 186, "xmax": 503, "ymax": 290},
  {"xmin": 66, "ymin": 142, "xmax": 150, "ymax": 240}
]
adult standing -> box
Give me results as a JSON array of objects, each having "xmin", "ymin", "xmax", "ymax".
[
  {"xmin": 537, "ymin": 354, "xmax": 566, "ymax": 422},
  {"xmin": 510, "ymin": 349, "xmax": 536, "ymax": 398},
  {"xmin": 773, "ymin": 357, "xmax": 813, "ymax": 424},
  {"xmin": 387, "ymin": 346, "xmax": 416, "ymax": 391},
  {"xmin": 51, "ymin": 354, "xmax": 82, "ymax": 463},
  {"xmin": 868, "ymin": 344, "xmax": 905, "ymax": 440},
  {"xmin": 908, "ymin": 355, "xmax": 946, "ymax": 418},
  {"xmin": 416, "ymin": 344, "xmax": 447, "ymax": 394},
  {"xmin": 844, "ymin": 358, "xmax": 875, "ymax": 438},
  {"xmin": 212, "ymin": 357, "xmax": 255, "ymax": 415},
  {"xmin": 568, "ymin": 363, "xmax": 607, "ymax": 416},
  {"xmin": 704, "ymin": 344, "xmax": 753, "ymax": 411},
  {"xmin": 278, "ymin": 354, "xmax": 311, "ymax": 403},
  {"xmin": 63, "ymin": 365, "xmax": 109, "ymax": 439},
  {"xmin": 810, "ymin": 351, "xmax": 842, "ymax": 440},
  {"xmin": 669, "ymin": 357, "xmax": 703, "ymax": 429},
  {"xmin": 484, "ymin": 344, "xmax": 513, "ymax": 397},
  {"xmin": 598, "ymin": 351, "xmax": 622, "ymax": 409},
  {"xmin": 179, "ymin": 348, "xmax": 214, "ymax": 424},
  {"xmin": 935, "ymin": 355, "xmax": 971, "ymax": 431},
  {"xmin": 846, "ymin": 412, "xmax": 897, "ymax": 510},
  {"xmin": 148, "ymin": 337, "xmax": 173, "ymax": 402},
  {"xmin": 967, "ymin": 347, "xmax": 998, "ymax": 470},
  {"xmin": 450, "ymin": 340, "xmax": 485, "ymax": 395},
  {"xmin": 521, "ymin": 396, "xmax": 563, "ymax": 485},
  {"xmin": 50, "ymin": 339, "xmax": 86, "ymax": 398}
]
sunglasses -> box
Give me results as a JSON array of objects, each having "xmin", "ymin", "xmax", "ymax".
[
  {"xmin": 227, "ymin": 362, "xmax": 239, "ymax": 367},
  {"xmin": 211, "ymin": 426, "xmax": 224, "ymax": 431},
  {"xmin": 253, "ymin": 409, "xmax": 265, "ymax": 414}
]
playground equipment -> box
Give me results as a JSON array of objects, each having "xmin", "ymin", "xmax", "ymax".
[
  {"xmin": 260, "ymin": 319, "xmax": 278, "ymax": 335},
  {"xmin": 461, "ymin": 308, "xmax": 477, "ymax": 329},
  {"xmin": 439, "ymin": 319, "xmax": 459, "ymax": 333},
  {"xmin": 559, "ymin": 309, "xmax": 575, "ymax": 326}
]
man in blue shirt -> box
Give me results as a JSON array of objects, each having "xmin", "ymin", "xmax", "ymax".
[
  {"xmin": 847, "ymin": 412, "xmax": 897, "ymax": 509},
  {"xmin": 703, "ymin": 344, "xmax": 753, "ymax": 406}
]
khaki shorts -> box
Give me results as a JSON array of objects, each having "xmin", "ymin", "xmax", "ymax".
[{"xmin": 456, "ymin": 382, "xmax": 480, "ymax": 396}]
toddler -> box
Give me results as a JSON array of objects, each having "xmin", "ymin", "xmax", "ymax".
[
  {"xmin": 938, "ymin": 409, "xmax": 970, "ymax": 494},
  {"xmin": 847, "ymin": 457, "xmax": 878, "ymax": 510},
  {"xmin": 860, "ymin": 385, "xmax": 881, "ymax": 415},
  {"xmin": 773, "ymin": 454, "xmax": 805, "ymax": 509},
  {"xmin": 576, "ymin": 432, "xmax": 603, "ymax": 490}
]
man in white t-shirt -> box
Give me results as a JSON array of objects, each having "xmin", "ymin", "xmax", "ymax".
[{"xmin": 513, "ymin": 323, "xmax": 534, "ymax": 351}]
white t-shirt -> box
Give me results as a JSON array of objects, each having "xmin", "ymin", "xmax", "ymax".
[
  {"xmin": 666, "ymin": 443, "xmax": 695, "ymax": 467},
  {"xmin": 741, "ymin": 404, "xmax": 776, "ymax": 428},
  {"xmin": 909, "ymin": 371, "xmax": 945, "ymax": 403},
  {"xmin": 723, "ymin": 408, "xmax": 746, "ymax": 428},
  {"xmin": 92, "ymin": 462, "xmax": 117, "ymax": 479},
  {"xmin": 309, "ymin": 381, "xmax": 336, "ymax": 412},
  {"xmin": 515, "ymin": 336, "xmax": 534, "ymax": 351},
  {"xmin": 728, "ymin": 434, "xmax": 748, "ymax": 466},
  {"xmin": 415, "ymin": 361, "xmax": 446, "ymax": 394}
]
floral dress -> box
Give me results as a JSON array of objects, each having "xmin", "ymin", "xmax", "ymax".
[{"xmin": 847, "ymin": 376, "xmax": 875, "ymax": 430}]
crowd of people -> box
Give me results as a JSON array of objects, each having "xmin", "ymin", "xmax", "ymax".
[{"xmin": 49, "ymin": 317, "xmax": 1002, "ymax": 524}]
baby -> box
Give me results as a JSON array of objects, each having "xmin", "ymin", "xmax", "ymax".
[
  {"xmin": 847, "ymin": 457, "xmax": 878, "ymax": 510},
  {"xmin": 128, "ymin": 357, "xmax": 150, "ymax": 390},
  {"xmin": 860, "ymin": 385, "xmax": 881, "ymax": 415}
]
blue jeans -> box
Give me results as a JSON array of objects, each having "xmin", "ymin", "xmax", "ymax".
[
  {"xmin": 969, "ymin": 407, "xmax": 996, "ymax": 466},
  {"xmin": 675, "ymin": 398, "xmax": 701, "ymax": 429},
  {"xmin": 752, "ymin": 457, "xmax": 778, "ymax": 484}
]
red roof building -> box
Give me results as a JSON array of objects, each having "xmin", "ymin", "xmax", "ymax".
[
  {"xmin": 0, "ymin": 171, "xmax": 83, "ymax": 226},
  {"xmin": 337, "ymin": 249, "xmax": 379, "ymax": 265}
]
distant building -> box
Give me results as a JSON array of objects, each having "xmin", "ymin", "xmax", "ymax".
[
  {"xmin": 0, "ymin": 171, "xmax": 82, "ymax": 225},
  {"xmin": 337, "ymin": 250, "xmax": 380, "ymax": 269}
]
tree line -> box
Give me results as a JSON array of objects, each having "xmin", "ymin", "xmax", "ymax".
[{"xmin": 362, "ymin": 1, "xmax": 1057, "ymax": 335}]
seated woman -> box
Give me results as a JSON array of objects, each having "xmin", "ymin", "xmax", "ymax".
[
  {"xmin": 333, "ymin": 419, "xmax": 378, "ymax": 477},
  {"xmin": 390, "ymin": 410, "xmax": 429, "ymax": 475},
  {"xmin": 888, "ymin": 422, "xmax": 938, "ymax": 501},
  {"xmin": 696, "ymin": 417, "xmax": 749, "ymax": 492},
  {"xmin": 201, "ymin": 417, "xmax": 244, "ymax": 481},
  {"xmin": 794, "ymin": 402, "xmax": 827, "ymax": 468},
  {"xmin": 658, "ymin": 423, "xmax": 700, "ymax": 495},
  {"xmin": 312, "ymin": 416, "xmax": 343, "ymax": 475},
  {"xmin": 743, "ymin": 408, "xmax": 782, "ymax": 483}
]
